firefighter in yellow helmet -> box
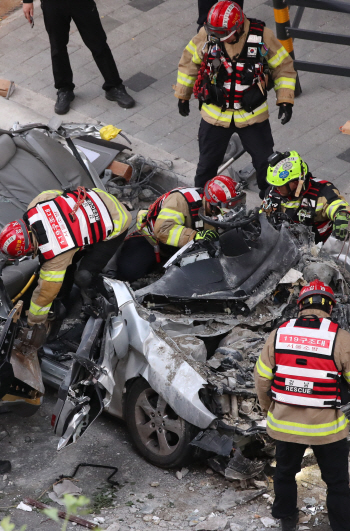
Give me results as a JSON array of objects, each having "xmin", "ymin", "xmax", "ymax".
[{"xmin": 261, "ymin": 150, "xmax": 350, "ymax": 243}]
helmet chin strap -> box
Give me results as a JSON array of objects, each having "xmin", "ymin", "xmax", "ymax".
[{"xmin": 294, "ymin": 162, "xmax": 306, "ymax": 198}]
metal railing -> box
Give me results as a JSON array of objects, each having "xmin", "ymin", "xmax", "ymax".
[{"xmin": 278, "ymin": 0, "xmax": 350, "ymax": 78}]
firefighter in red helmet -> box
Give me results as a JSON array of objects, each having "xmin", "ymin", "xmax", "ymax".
[
  {"xmin": 0, "ymin": 187, "xmax": 131, "ymax": 327},
  {"xmin": 117, "ymin": 175, "xmax": 245, "ymax": 282},
  {"xmin": 175, "ymin": 1, "xmax": 296, "ymax": 198},
  {"xmin": 254, "ymin": 280, "xmax": 350, "ymax": 531},
  {"xmin": 197, "ymin": 0, "xmax": 244, "ymax": 30}
]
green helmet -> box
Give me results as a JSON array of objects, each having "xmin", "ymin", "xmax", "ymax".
[{"xmin": 266, "ymin": 151, "xmax": 308, "ymax": 187}]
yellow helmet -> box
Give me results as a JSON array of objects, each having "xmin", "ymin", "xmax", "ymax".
[{"xmin": 266, "ymin": 151, "xmax": 308, "ymax": 187}]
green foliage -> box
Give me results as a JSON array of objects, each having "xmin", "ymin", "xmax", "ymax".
[
  {"xmin": 90, "ymin": 486, "xmax": 116, "ymax": 514},
  {"xmin": 0, "ymin": 516, "xmax": 26, "ymax": 531},
  {"xmin": 0, "ymin": 495, "xmax": 101, "ymax": 531},
  {"xmin": 42, "ymin": 494, "xmax": 100, "ymax": 531},
  {"xmin": 42, "ymin": 507, "xmax": 60, "ymax": 523}
]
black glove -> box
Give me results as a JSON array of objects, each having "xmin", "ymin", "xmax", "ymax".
[
  {"xmin": 178, "ymin": 99, "xmax": 190, "ymax": 117},
  {"xmin": 278, "ymin": 103, "xmax": 293, "ymax": 125}
]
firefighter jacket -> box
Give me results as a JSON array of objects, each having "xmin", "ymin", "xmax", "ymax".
[
  {"xmin": 136, "ymin": 188, "xmax": 213, "ymax": 249},
  {"xmin": 261, "ymin": 176, "xmax": 350, "ymax": 243},
  {"xmin": 26, "ymin": 189, "xmax": 131, "ymax": 326},
  {"xmin": 254, "ymin": 309, "xmax": 350, "ymax": 445},
  {"xmin": 175, "ymin": 16, "xmax": 296, "ymax": 128}
]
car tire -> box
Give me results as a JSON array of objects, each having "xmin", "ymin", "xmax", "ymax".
[{"xmin": 125, "ymin": 377, "xmax": 197, "ymax": 468}]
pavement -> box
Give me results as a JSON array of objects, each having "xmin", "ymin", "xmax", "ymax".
[
  {"xmin": 1, "ymin": 0, "xmax": 350, "ymax": 196},
  {"xmin": 0, "ymin": 391, "xmax": 331, "ymax": 531}
]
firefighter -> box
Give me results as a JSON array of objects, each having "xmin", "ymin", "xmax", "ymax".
[
  {"xmin": 0, "ymin": 187, "xmax": 131, "ymax": 327},
  {"xmin": 197, "ymin": 0, "xmax": 244, "ymax": 29},
  {"xmin": 117, "ymin": 175, "xmax": 244, "ymax": 283},
  {"xmin": 175, "ymin": 1, "xmax": 296, "ymax": 198},
  {"xmin": 261, "ymin": 150, "xmax": 350, "ymax": 243},
  {"xmin": 254, "ymin": 280, "xmax": 350, "ymax": 531}
]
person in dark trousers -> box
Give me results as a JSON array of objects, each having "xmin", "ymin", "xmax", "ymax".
[
  {"xmin": 197, "ymin": 0, "xmax": 244, "ymax": 28},
  {"xmin": 176, "ymin": 1, "xmax": 296, "ymax": 198},
  {"xmin": 255, "ymin": 280, "xmax": 350, "ymax": 531},
  {"xmin": 23, "ymin": 0, "xmax": 135, "ymax": 115}
]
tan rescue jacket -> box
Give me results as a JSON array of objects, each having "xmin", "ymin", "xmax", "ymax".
[
  {"xmin": 175, "ymin": 17, "xmax": 296, "ymax": 128},
  {"xmin": 261, "ymin": 180, "xmax": 350, "ymax": 243},
  {"xmin": 136, "ymin": 191, "xmax": 214, "ymax": 249},
  {"xmin": 254, "ymin": 309, "xmax": 350, "ymax": 445},
  {"xmin": 27, "ymin": 189, "xmax": 131, "ymax": 326}
]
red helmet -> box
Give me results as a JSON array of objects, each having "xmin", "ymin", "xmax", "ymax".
[
  {"xmin": 0, "ymin": 220, "xmax": 33, "ymax": 258},
  {"xmin": 297, "ymin": 280, "xmax": 336, "ymax": 309},
  {"xmin": 205, "ymin": 1, "xmax": 244, "ymax": 42},
  {"xmin": 204, "ymin": 175, "xmax": 244, "ymax": 208}
]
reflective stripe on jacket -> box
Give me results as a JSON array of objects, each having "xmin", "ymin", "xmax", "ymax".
[
  {"xmin": 262, "ymin": 177, "xmax": 350, "ymax": 243},
  {"xmin": 254, "ymin": 309, "xmax": 350, "ymax": 445},
  {"xmin": 175, "ymin": 17, "xmax": 296, "ymax": 128},
  {"xmin": 137, "ymin": 188, "xmax": 205, "ymax": 248},
  {"xmin": 27, "ymin": 189, "xmax": 131, "ymax": 326},
  {"xmin": 26, "ymin": 189, "xmax": 114, "ymax": 261},
  {"xmin": 271, "ymin": 317, "xmax": 341, "ymax": 409}
]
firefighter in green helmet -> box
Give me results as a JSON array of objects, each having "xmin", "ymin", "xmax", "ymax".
[{"xmin": 261, "ymin": 150, "xmax": 350, "ymax": 243}]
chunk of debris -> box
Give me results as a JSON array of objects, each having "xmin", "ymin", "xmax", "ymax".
[
  {"xmin": 106, "ymin": 525, "xmax": 120, "ymax": 531},
  {"xmin": 24, "ymin": 498, "xmax": 97, "ymax": 529},
  {"xmin": 260, "ymin": 517, "xmax": 278, "ymax": 528},
  {"xmin": 176, "ymin": 471, "xmax": 183, "ymax": 480},
  {"xmin": 299, "ymin": 514, "xmax": 311, "ymax": 524},
  {"xmin": 53, "ymin": 479, "xmax": 82, "ymax": 498},
  {"xmin": 217, "ymin": 488, "xmax": 267, "ymax": 511},
  {"xmin": 225, "ymin": 449, "xmax": 265, "ymax": 481},
  {"xmin": 16, "ymin": 502, "xmax": 32, "ymax": 512},
  {"xmin": 181, "ymin": 467, "xmax": 189, "ymax": 477},
  {"xmin": 195, "ymin": 516, "xmax": 228, "ymax": 531},
  {"xmin": 0, "ymin": 79, "xmax": 15, "ymax": 99},
  {"xmin": 303, "ymin": 497, "xmax": 317, "ymax": 505},
  {"xmin": 150, "ymin": 482, "xmax": 160, "ymax": 487},
  {"xmin": 190, "ymin": 430, "xmax": 234, "ymax": 457},
  {"xmin": 48, "ymin": 492, "xmax": 66, "ymax": 506}
]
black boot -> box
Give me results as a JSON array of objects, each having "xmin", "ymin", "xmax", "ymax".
[
  {"xmin": 0, "ymin": 461, "xmax": 11, "ymax": 474},
  {"xmin": 105, "ymin": 84, "xmax": 135, "ymax": 108},
  {"xmin": 281, "ymin": 512, "xmax": 298, "ymax": 531},
  {"xmin": 54, "ymin": 90, "xmax": 75, "ymax": 115}
]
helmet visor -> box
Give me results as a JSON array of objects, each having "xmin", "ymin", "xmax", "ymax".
[{"xmin": 204, "ymin": 22, "xmax": 243, "ymax": 41}]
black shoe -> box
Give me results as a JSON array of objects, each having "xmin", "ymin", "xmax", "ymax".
[
  {"xmin": 0, "ymin": 460, "xmax": 11, "ymax": 474},
  {"xmin": 259, "ymin": 189, "xmax": 266, "ymax": 200},
  {"xmin": 281, "ymin": 512, "xmax": 298, "ymax": 531},
  {"xmin": 54, "ymin": 90, "xmax": 75, "ymax": 115},
  {"xmin": 105, "ymin": 84, "xmax": 135, "ymax": 108}
]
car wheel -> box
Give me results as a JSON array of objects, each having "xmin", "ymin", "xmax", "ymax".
[{"xmin": 125, "ymin": 377, "xmax": 197, "ymax": 468}]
